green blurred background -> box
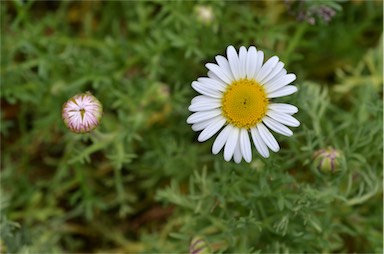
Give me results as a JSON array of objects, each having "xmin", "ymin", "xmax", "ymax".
[{"xmin": 1, "ymin": 0, "xmax": 383, "ymax": 253}]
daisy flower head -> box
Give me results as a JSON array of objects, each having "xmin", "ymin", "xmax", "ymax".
[
  {"xmin": 62, "ymin": 92, "xmax": 103, "ymax": 133},
  {"xmin": 187, "ymin": 45, "xmax": 300, "ymax": 163}
]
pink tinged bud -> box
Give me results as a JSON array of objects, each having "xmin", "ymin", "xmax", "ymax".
[
  {"xmin": 313, "ymin": 147, "xmax": 343, "ymax": 173},
  {"xmin": 189, "ymin": 236, "xmax": 212, "ymax": 254},
  {"xmin": 62, "ymin": 92, "xmax": 103, "ymax": 133}
]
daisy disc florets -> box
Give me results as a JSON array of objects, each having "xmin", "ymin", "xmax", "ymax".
[
  {"xmin": 62, "ymin": 92, "xmax": 103, "ymax": 133},
  {"xmin": 187, "ymin": 45, "xmax": 300, "ymax": 163}
]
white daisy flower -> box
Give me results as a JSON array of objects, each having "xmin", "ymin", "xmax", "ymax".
[
  {"xmin": 62, "ymin": 92, "xmax": 103, "ymax": 133},
  {"xmin": 187, "ymin": 45, "xmax": 300, "ymax": 163}
]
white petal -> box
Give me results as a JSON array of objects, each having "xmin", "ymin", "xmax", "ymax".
[
  {"xmin": 215, "ymin": 55, "xmax": 235, "ymax": 82},
  {"xmin": 188, "ymin": 100, "xmax": 221, "ymax": 112},
  {"xmin": 198, "ymin": 117, "xmax": 226, "ymax": 142},
  {"xmin": 265, "ymin": 73, "xmax": 296, "ymax": 93},
  {"xmin": 206, "ymin": 63, "xmax": 232, "ymax": 84},
  {"xmin": 224, "ymin": 126, "xmax": 239, "ymax": 161},
  {"xmin": 227, "ymin": 45, "xmax": 241, "ymax": 80},
  {"xmin": 255, "ymin": 56, "xmax": 279, "ymax": 83},
  {"xmin": 268, "ymin": 103, "xmax": 298, "ymax": 115},
  {"xmin": 239, "ymin": 128, "xmax": 252, "ymax": 163},
  {"xmin": 233, "ymin": 140, "xmax": 242, "ymax": 164},
  {"xmin": 212, "ymin": 124, "xmax": 232, "ymax": 154},
  {"xmin": 260, "ymin": 62, "xmax": 284, "ymax": 85},
  {"xmin": 192, "ymin": 81, "xmax": 222, "ymax": 98},
  {"xmin": 267, "ymin": 111, "xmax": 300, "ymax": 127},
  {"xmin": 191, "ymin": 116, "xmax": 221, "ymax": 131},
  {"xmin": 253, "ymin": 50, "xmax": 264, "ymax": 79},
  {"xmin": 250, "ymin": 127, "xmax": 269, "ymax": 158},
  {"xmin": 198, "ymin": 77, "xmax": 227, "ymax": 92},
  {"xmin": 257, "ymin": 123, "xmax": 280, "ymax": 152},
  {"xmin": 186, "ymin": 109, "xmax": 222, "ymax": 124},
  {"xmin": 207, "ymin": 70, "xmax": 225, "ymax": 85},
  {"xmin": 262, "ymin": 116, "xmax": 293, "ymax": 136},
  {"xmin": 191, "ymin": 95, "xmax": 216, "ymax": 105},
  {"xmin": 267, "ymin": 68, "xmax": 287, "ymax": 85},
  {"xmin": 239, "ymin": 46, "xmax": 247, "ymax": 78},
  {"xmin": 192, "ymin": 122, "xmax": 207, "ymax": 131},
  {"xmin": 246, "ymin": 46, "xmax": 257, "ymax": 79},
  {"xmin": 207, "ymin": 71, "xmax": 222, "ymax": 84},
  {"xmin": 267, "ymin": 85, "xmax": 297, "ymax": 98}
]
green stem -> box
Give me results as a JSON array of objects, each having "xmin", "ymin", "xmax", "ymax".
[{"xmin": 284, "ymin": 23, "xmax": 308, "ymax": 64}]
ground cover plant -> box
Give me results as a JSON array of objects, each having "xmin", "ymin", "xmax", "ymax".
[{"xmin": 1, "ymin": 0, "xmax": 383, "ymax": 253}]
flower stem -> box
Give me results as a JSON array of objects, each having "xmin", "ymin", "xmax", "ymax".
[{"xmin": 284, "ymin": 23, "xmax": 308, "ymax": 64}]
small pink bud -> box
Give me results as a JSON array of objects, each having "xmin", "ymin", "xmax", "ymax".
[
  {"xmin": 189, "ymin": 236, "xmax": 212, "ymax": 254},
  {"xmin": 62, "ymin": 92, "xmax": 102, "ymax": 133},
  {"xmin": 313, "ymin": 147, "xmax": 343, "ymax": 173}
]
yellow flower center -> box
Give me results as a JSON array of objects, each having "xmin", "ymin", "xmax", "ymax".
[{"xmin": 221, "ymin": 78, "xmax": 268, "ymax": 129}]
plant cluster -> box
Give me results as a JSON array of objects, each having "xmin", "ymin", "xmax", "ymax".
[{"xmin": 1, "ymin": 1, "xmax": 382, "ymax": 253}]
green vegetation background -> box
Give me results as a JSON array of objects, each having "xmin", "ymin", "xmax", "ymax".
[{"xmin": 1, "ymin": 0, "xmax": 383, "ymax": 253}]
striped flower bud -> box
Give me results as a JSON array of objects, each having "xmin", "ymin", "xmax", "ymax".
[
  {"xmin": 189, "ymin": 236, "xmax": 212, "ymax": 254},
  {"xmin": 62, "ymin": 92, "xmax": 102, "ymax": 133},
  {"xmin": 313, "ymin": 147, "xmax": 342, "ymax": 173}
]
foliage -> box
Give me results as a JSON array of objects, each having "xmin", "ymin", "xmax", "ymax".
[{"xmin": 1, "ymin": 0, "xmax": 382, "ymax": 253}]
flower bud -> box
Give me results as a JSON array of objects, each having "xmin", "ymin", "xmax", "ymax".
[
  {"xmin": 189, "ymin": 236, "xmax": 212, "ymax": 254},
  {"xmin": 62, "ymin": 92, "xmax": 102, "ymax": 133},
  {"xmin": 195, "ymin": 5, "xmax": 214, "ymax": 25},
  {"xmin": 313, "ymin": 147, "xmax": 342, "ymax": 173}
]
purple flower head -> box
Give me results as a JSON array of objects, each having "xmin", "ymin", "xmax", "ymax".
[{"xmin": 62, "ymin": 92, "xmax": 103, "ymax": 133}]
